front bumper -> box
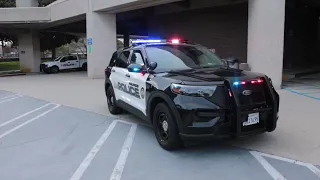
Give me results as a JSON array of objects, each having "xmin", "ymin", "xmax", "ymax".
[
  {"xmin": 172, "ymin": 80, "xmax": 279, "ymax": 141},
  {"xmin": 40, "ymin": 64, "xmax": 48, "ymax": 72}
]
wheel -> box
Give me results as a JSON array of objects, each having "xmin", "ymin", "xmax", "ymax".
[
  {"xmin": 153, "ymin": 103, "xmax": 183, "ymax": 150},
  {"xmin": 106, "ymin": 86, "xmax": 122, "ymax": 114},
  {"xmin": 50, "ymin": 66, "xmax": 59, "ymax": 74},
  {"xmin": 82, "ymin": 63, "xmax": 87, "ymax": 71}
]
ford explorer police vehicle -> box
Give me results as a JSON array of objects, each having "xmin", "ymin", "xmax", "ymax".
[
  {"xmin": 104, "ymin": 39, "xmax": 280, "ymax": 150},
  {"xmin": 40, "ymin": 54, "xmax": 87, "ymax": 74}
]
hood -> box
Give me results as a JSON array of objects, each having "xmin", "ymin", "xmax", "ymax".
[
  {"xmin": 161, "ymin": 67, "xmax": 265, "ymax": 83},
  {"xmin": 41, "ymin": 61, "xmax": 56, "ymax": 66}
]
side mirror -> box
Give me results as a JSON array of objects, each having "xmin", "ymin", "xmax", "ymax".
[
  {"xmin": 128, "ymin": 63, "xmax": 143, "ymax": 73},
  {"xmin": 226, "ymin": 57, "xmax": 239, "ymax": 69},
  {"xmin": 148, "ymin": 61, "xmax": 157, "ymax": 71}
]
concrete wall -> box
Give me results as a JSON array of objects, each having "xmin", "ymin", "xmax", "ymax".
[
  {"xmin": 0, "ymin": 8, "xmax": 50, "ymax": 22},
  {"xmin": 49, "ymin": 0, "xmax": 88, "ymax": 22},
  {"xmin": 92, "ymin": 0, "xmax": 181, "ymax": 12},
  {"xmin": 148, "ymin": 3, "xmax": 248, "ymax": 62}
]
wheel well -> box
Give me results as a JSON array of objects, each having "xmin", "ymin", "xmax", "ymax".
[
  {"xmin": 52, "ymin": 65, "xmax": 59, "ymax": 70},
  {"xmin": 149, "ymin": 97, "xmax": 166, "ymax": 124}
]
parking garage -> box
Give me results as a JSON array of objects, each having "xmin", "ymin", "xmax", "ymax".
[{"xmin": 0, "ymin": 0, "xmax": 286, "ymax": 89}]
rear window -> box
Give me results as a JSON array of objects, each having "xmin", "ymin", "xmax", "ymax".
[{"xmin": 145, "ymin": 44, "xmax": 224, "ymax": 72}]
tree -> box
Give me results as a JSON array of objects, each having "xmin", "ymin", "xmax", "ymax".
[
  {"xmin": 0, "ymin": 0, "xmax": 15, "ymax": 7},
  {"xmin": 38, "ymin": 0, "xmax": 56, "ymax": 7},
  {"xmin": 40, "ymin": 32, "xmax": 79, "ymax": 59},
  {"xmin": 0, "ymin": 0, "xmax": 57, "ymax": 8}
]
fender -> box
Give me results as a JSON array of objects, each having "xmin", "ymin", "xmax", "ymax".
[{"xmin": 147, "ymin": 91, "xmax": 183, "ymax": 131}]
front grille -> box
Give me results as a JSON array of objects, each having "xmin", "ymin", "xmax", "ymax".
[{"xmin": 232, "ymin": 83, "xmax": 266, "ymax": 106}]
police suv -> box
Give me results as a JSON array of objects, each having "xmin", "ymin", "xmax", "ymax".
[
  {"xmin": 104, "ymin": 39, "xmax": 280, "ymax": 150},
  {"xmin": 40, "ymin": 54, "xmax": 87, "ymax": 74}
]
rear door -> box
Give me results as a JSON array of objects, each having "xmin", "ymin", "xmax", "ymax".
[
  {"xmin": 127, "ymin": 49, "xmax": 149, "ymax": 115},
  {"xmin": 110, "ymin": 50, "xmax": 131, "ymax": 103}
]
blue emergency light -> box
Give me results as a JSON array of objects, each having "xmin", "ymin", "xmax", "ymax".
[{"xmin": 132, "ymin": 39, "xmax": 163, "ymax": 44}]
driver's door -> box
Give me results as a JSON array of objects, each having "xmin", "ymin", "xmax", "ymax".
[
  {"xmin": 59, "ymin": 57, "xmax": 68, "ymax": 69},
  {"xmin": 127, "ymin": 49, "xmax": 149, "ymax": 115}
]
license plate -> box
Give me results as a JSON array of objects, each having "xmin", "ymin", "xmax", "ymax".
[{"xmin": 243, "ymin": 113, "xmax": 259, "ymax": 126}]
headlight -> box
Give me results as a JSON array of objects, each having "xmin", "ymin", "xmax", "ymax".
[{"xmin": 170, "ymin": 83, "xmax": 217, "ymax": 97}]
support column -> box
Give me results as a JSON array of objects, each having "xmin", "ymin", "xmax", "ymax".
[
  {"xmin": 87, "ymin": 8, "xmax": 116, "ymax": 78},
  {"xmin": 124, "ymin": 33, "xmax": 130, "ymax": 47},
  {"xmin": 18, "ymin": 31, "xmax": 41, "ymax": 73},
  {"xmin": 16, "ymin": 0, "xmax": 37, "ymax": 7},
  {"xmin": 247, "ymin": 0, "xmax": 286, "ymax": 89}
]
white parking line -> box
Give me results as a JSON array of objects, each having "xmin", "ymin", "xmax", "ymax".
[
  {"xmin": 0, "ymin": 94, "xmax": 23, "ymax": 104},
  {"xmin": 250, "ymin": 151, "xmax": 286, "ymax": 180},
  {"xmin": 255, "ymin": 151, "xmax": 320, "ymax": 178},
  {"xmin": 110, "ymin": 123, "xmax": 137, "ymax": 180},
  {"xmin": 0, "ymin": 104, "xmax": 60, "ymax": 140},
  {"xmin": 69, "ymin": 120, "xmax": 118, "ymax": 180},
  {"xmin": 0, "ymin": 103, "xmax": 53, "ymax": 128},
  {"xmin": 0, "ymin": 94, "xmax": 18, "ymax": 100}
]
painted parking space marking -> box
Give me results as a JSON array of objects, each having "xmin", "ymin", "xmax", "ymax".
[
  {"xmin": 0, "ymin": 94, "xmax": 23, "ymax": 104},
  {"xmin": 110, "ymin": 122, "xmax": 137, "ymax": 180},
  {"xmin": 285, "ymin": 88, "xmax": 320, "ymax": 100},
  {"xmin": 0, "ymin": 103, "xmax": 53, "ymax": 128},
  {"xmin": 250, "ymin": 151, "xmax": 320, "ymax": 179},
  {"xmin": 0, "ymin": 103, "xmax": 60, "ymax": 140},
  {"xmin": 69, "ymin": 120, "xmax": 118, "ymax": 180},
  {"xmin": 250, "ymin": 151, "xmax": 286, "ymax": 180},
  {"xmin": 0, "ymin": 94, "xmax": 19, "ymax": 100},
  {"xmin": 70, "ymin": 120, "xmax": 137, "ymax": 180}
]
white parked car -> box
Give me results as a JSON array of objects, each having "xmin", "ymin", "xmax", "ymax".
[{"xmin": 40, "ymin": 54, "xmax": 87, "ymax": 74}]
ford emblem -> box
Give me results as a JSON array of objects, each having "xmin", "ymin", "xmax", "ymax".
[{"xmin": 242, "ymin": 90, "xmax": 252, "ymax": 96}]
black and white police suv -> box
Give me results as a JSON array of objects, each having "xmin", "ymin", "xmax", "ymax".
[{"xmin": 104, "ymin": 39, "xmax": 280, "ymax": 150}]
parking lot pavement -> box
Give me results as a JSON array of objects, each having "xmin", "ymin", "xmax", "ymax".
[{"xmin": 1, "ymin": 90, "xmax": 320, "ymax": 180}]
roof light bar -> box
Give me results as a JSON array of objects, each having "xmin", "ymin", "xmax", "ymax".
[
  {"xmin": 132, "ymin": 39, "xmax": 162, "ymax": 44},
  {"xmin": 171, "ymin": 39, "xmax": 180, "ymax": 44}
]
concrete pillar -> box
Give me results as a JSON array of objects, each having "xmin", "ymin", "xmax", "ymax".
[
  {"xmin": 124, "ymin": 34, "xmax": 130, "ymax": 47},
  {"xmin": 247, "ymin": 0, "xmax": 286, "ymax": 89},
  {"xmin": 87, "ymin": 9, "xmax": 116, "ymax": 78},
  {"xmin": 18, "ymin": 31, "xmax": 41, "ymax": 73},
  {"xmin": 16, "ymin": 0, "xmax": 37, "ymax": 7}
]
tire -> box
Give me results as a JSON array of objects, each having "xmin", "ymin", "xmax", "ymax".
[
  {"xmin": 82, "ymin": 63, "xmax": 87, "ymax": 71},
  {"xmin": 51, "ymin": 66, "xmax": 59, "ymax": 74},
  {"xmin": 153, "ymin": 103, "xmax": 183, "ymax": 150},
  {"xmin": 106, "ymin": 86, "xmax": 122, "ymax": 114}
]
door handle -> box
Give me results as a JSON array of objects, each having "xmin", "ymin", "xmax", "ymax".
[
  {"xmin": 125, "ymin": 74, "xmax": 130, "ymax": 78},
  {"xmin": 111, "ymin": 69, "xmax": 115, "ymax": 72}
]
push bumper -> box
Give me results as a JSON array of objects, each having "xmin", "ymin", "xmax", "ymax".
[{"xmin": 173, "ymin": 79, "xmax": 279, "ymax": 142}]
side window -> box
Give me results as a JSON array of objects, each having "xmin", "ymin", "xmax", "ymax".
[
  {"xmin": 68, "ymin": 55, "xmax": 78, "ymax": 60},
  {"xmin": 117, "ymin": 51, "xmax": 130, "ymax": 68},
  {"xmin": 60, "ymin": 57, "xmax": 67, "ymax": 62},
  {"xmin": 130, "ymin": 50, "xmax": 144, "ymax": 65}
]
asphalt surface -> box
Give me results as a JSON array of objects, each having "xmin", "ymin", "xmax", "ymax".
[{"xmin": 0, "ymin": 90, "xmax": 320, "ymax": 180}]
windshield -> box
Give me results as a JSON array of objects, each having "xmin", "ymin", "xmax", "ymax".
[
  {"xmin": 145, "ymin": 44, "xmax": 225, "ymax": 72},
  {"xmin": 54, "ymin": 56, "xmax": 62, "ymax": 61}
]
